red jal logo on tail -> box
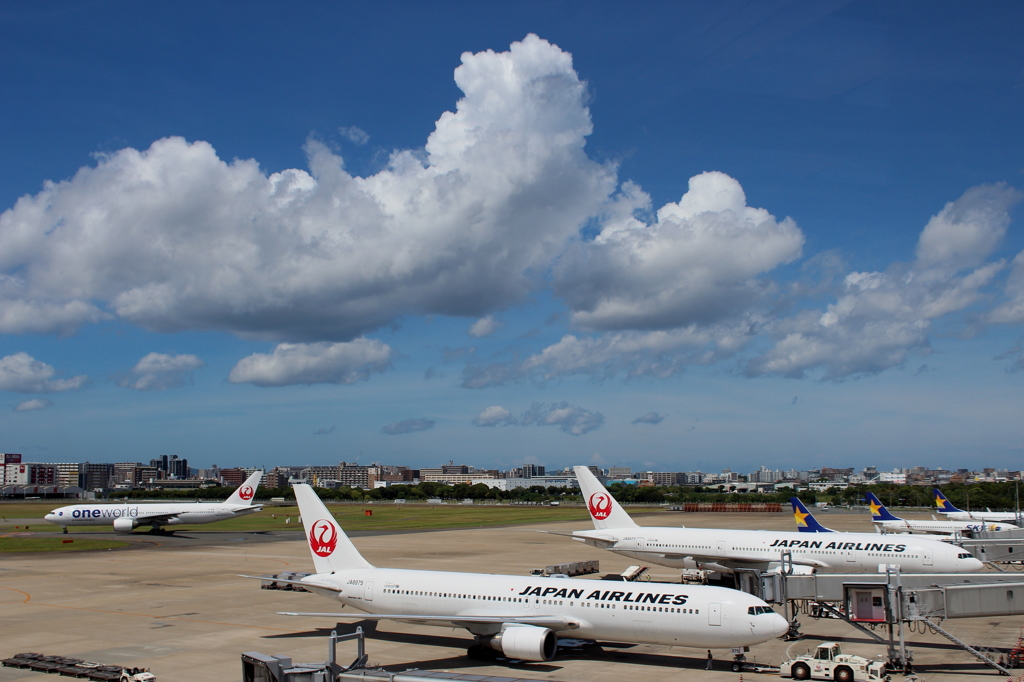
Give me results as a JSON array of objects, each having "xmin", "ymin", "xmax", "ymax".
[
  {"xmin": 238, "ymin": 485, "xmax": 254, "ymax": 501},
  {"xmin": 588, "ymin": 492, "xmax": 613, "ymax": 520},
  {"xmin": 309, "ymin": 519, "xmax": 339, "ymax": 557}
]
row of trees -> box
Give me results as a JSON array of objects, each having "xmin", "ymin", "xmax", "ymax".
[{"xmin": 106, "ymin": 479, "xmax": 1024, "ymax": 510}]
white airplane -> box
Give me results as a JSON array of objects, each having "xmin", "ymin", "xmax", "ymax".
[
  {"xmin": 571, "ymin": 466, "xmax": 983, "ymax": 575},
  {"xmin": 256, "ymin": 484, "xmax": 789, "ymax": 662},
  {"xmin": 865, "ymin": 491, "xmax": 1016, "ymax": 536},
  {"xmin": 44, "ymin": 470, "xmax": 264, "ymax": 533},
  {"xmin": 934, "ymin": 488, "xmax": 1022, "ymax": 524}
]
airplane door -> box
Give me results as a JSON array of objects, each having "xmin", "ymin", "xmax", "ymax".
[
  {"xmin": 846, "ymin": 550, "xmax": 856, "ymax": 562},
  {"xmin": 364, "ymin": 581, "xmax": 374, "ymax": 601},
  {"xmin": 708, "ymin": 602, "xmax": 721, "ymax": 626},
  {"xmin": 923, "ymin": 551, "xmax": 933, "ymax": 566},
  {"xmin": 717, "ymin": 541, "xmax": 726, "ymax": 554}
]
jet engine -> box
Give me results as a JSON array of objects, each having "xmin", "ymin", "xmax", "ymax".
[
  {"xmin": 478, "ymin": 625, "xmax": 557, "ymax": 661},
  {"xmin": 112, "ymin": 517, "xmax": 139, "ymax": 533}
]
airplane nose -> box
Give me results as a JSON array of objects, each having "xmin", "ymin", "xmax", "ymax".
[{"xmin": 770, "ymin": 613, "xmax": 789, "ymax": 638}]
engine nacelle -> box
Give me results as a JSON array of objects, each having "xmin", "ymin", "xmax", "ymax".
[
  {"xmin": 113, "ymin": 517, "xmax": 139, "ymax": 533},
  {"xmin": 480, "ymin": 625, "xmax": 557, "ymax": 661}
]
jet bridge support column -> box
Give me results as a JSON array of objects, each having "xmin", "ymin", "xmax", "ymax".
[{"xmin": 779, "ymin": 551, "xmax": 802, "ymax": 641}]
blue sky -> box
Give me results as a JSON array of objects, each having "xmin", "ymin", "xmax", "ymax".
[{"xmin": 1, "ymin": 1, "xmax": 1022, "ymax": 473}]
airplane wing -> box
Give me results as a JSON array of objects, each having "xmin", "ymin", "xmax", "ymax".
[
  {"xmin": 276, "ymin": 611, "xmax": 581, "ymax": 631},
  {"xmin": 655, "ymin": 550, "xmax": 829, "ymax": 569},
  {"xmin": 238, "ymin": 575, "xmax": 343, "ymax": 593},
  {"xmin": 131, "ymin": 512, "xmax": 180, "ymax": 524}
]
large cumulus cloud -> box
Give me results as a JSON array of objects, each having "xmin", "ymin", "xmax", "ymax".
[
  {"xmin": 553, "ymin": 172, "xmax": 804, "ymax": 331},
  {"xmin": 0, "ymin": 35, "xmax": 613, "ymax": 341}
]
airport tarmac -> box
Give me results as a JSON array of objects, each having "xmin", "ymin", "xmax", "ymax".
[{"xmin": 2, "ymin": 508, "xmax": 1023, "ymax": 681}]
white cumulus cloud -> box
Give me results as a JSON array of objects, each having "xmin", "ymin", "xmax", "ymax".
[
  {"xmin": 462, "ymin": 321, "xmax": 757, "ymax": 387},
  {"xmin": 519, "ymin": 401, "xmax": 604, "ymax": 435},
  {"xmin": 747, "ymin": 183, "xmax": 1022, "ymax": 380},
  {"xmin": 0, "ymin": 353, "xmax": 87, "ymax": 394},
  {"xmin": 228, "ymin": 339, "xmax": 393, "ymax": 387},
  {"xmin": 472, "ymin": 405, "xmax": 518, "ymax": 426},
  {"xmin": 468, "ymin": 315, "xmax": 501, "ymax": 338},
  {"xmin": 14, "ymin": 398, "xmax": 53, "ymax": 411},
  {"xmin": 118, "ymin": 352, "xmax": 204, "ymax": 391},
  {"xmin": 0, "ymin": 35, "xmax": 613, "ymax": 342},
  {"xmin": 553, "ymin": 172, "xmax": 804, "ymax": 331}
]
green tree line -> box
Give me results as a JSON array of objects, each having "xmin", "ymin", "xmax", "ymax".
[{"xmin": 106, "ymin": 479, "xmax": 1024, "ymax": 510}]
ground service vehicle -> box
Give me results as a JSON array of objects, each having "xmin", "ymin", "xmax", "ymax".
[{"xmin": 780, "ymin": 643, "xmax": 888, "ymax": 681}]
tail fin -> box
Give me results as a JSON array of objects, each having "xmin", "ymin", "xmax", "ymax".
[
  {"xmin": 293, "ymin": 484, "xmax": 373, "ymax": 574},
  {"xmin": 790, "ymin": 497, "xmax": 834, "ymax": 532},
  {"xmin": 864, "ymin": 492, "xmax": 902, "ymax": 521},
  {"xmin": 933, "ymin": 488, "xmax": 963, "ymax": 513},
  {"xmin": 224, "ymin": 470, "xmax": 263, "ymax": 506},
  {"xmin": 573, "ymin": 466, "xmax": 637, "ymax": 530}
]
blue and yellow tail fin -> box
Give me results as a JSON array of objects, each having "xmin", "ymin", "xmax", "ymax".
[
  {"xmin": 789, "ymin": 497, "xmax": 834, "ymax": 532},
  {"xmin": 864, "ymin": 492, "xmax": 902, "ymax": 521},
  {"xmin": 933, "ymin": 488, "xmax": 963, "ymax": 513}
]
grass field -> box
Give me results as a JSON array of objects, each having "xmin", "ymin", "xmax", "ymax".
[
  {"xmin": 0, "ymin": 537, "xmax": 131, "ymax": 552},
  {"xmin": 0, "ymin": 501, "xmax": 613, "ymax": 534}
]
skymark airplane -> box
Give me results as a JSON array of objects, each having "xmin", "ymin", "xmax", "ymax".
[
  {"xmin": 864, "ymin": 491, "xmax": 1016, "ymax": 536},
  {"xmin": 934, "ymin": 488, "xmax": 1022, "ymax": 524},
  {"xmin": 258, "ymin": 484, "xmax": 789, "ymax": 662},
  {"xmin": 571, "ymin": 466, "xmax": 983, "ymax": 575},
  {"xmin": 44, "ymin": 470, "xmax": 264, "ymax": 533}
]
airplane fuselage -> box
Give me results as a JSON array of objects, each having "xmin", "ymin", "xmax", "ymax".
[
  {"xmin": 298, "ymin": 566, "xmax": 788, "ymax": 649},
  {"xmin": 45, "ymin": 502, "xmax": 261, "ymax": 528},
  {"xmin": 938, "ymin": 511, "xmax": 1021, "ymax": 524},
  {"xmin": 571, "ymin": 526, "xmax": 982, "ymax": 574},
  {"xmin": 874, "ymin": 518, "xmax": 1015, "ymax": 535}
]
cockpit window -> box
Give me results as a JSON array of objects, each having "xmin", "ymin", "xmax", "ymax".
[
  {"xmin": 957, "ymin": 553, "xmax": 973, "ymax": 559},
  {"xmin": 747, "ymin": 606, "xmax": 775, "ymax": 615}
]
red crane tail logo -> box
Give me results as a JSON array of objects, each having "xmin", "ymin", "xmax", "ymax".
[
  {"xmin": 309, "ymin": 519, "xmax": 339, "ymax": 557},
  {"xmin": 238, "ymin": 485, "xmax": 254, "ymax": 501},
  {"xmin": 588, "ymin": 492, "xmax": 613, "ymax": 520}
]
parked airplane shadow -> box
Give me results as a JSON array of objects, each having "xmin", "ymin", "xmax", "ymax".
[{"xmin": 263, "ymin": 623, "xmax": 716, "ymax": 673}]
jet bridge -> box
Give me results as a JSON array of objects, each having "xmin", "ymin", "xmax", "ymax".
[
  {"xmin": 951, "ymin": 525, "xmax": 1024, "ymax": 567},
  {"xmin": 751, "ymin": 563, "xmax": 1024, "ymax": 676}
]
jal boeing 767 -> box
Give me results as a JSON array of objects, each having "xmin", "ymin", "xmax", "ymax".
[
  {"xmin": 569, "ymin": 467, "xmax": 982, "ymax": 575},
  {"xmin": 44, "ymin": 470, "xmax": 263, "ymax": 533},
  {"xmin": 253, "ymin": 484, "xmax": 789, "ymax": 662}
]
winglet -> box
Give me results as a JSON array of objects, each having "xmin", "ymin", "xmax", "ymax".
[
  {"xmin": 790, "ymin": 497, "xmax": 833, "ymax": 532},
  {"xmin": 224, "ymin": 470, "xmax": 263, "ymax": 506},
  {"xmin": 864, "ymin": 492, "xmax": 902, "ymax": 521},
  {"xmin": 573, "ymin": 466, "xmax": 637, "ymax": 530},
  {"xmin": 933, "ymin": 488, "xmax": 963, "ymax": 513},
  {"xmin": 293, "ymin": 484, "xmax": 373, "ymax": 574}
]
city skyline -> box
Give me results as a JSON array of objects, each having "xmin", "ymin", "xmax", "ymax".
[{"xmin": 1, "ymin": 3, "xmax": 1023, "ymax": 472}]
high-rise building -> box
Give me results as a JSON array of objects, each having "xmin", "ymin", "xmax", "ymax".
[{"xmin": 80, "ymin": 463, "xmax": 114, "ymax": 491}]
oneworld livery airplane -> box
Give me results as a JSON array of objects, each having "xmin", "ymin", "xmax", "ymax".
[
  {"xmin": 933, "ymin": 488, "xmax": 1022, "ymax": 524},
  {"xmin": 570, "ymin": 467, "xmax": 982, "ymax": 575},
  {"xmin": 863, "ymin": 491, "xmax": 1016, "ymax": 536},
  {"xmin": 44, "ymin": 470, "xmax": 263, "ymax": 533},
  {"xmin": 255, "ymin": 484, "xmax": 788, "ymax": 662}
]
